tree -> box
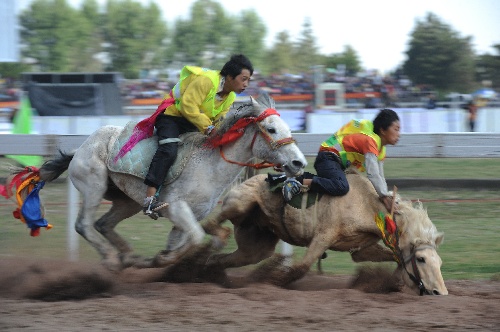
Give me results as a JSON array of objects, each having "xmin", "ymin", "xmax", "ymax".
[
  {"xmin": 403, "ymin": 12, "xmax": 476, "ymax": 92},
  {"xmin": 19, "ymin": 0, "xmax": 92, "ymax": 72},
  {"xmin": 264, "ymin": 31, "xmax": 295, "ymax": 74},
  {"xmin": 68, "ymin": 0, "xmax": 103, "ymax": 71},
  {"xmin": 292, "ymin": 18, "xmax": 320, "ymax": 74},
  {"xmin": 476, "ymin": 44, "xmax": 500, "ymax": 90},
  {"xmin": 0, "ymin": 63, "xmax": 30, "ymax": 80},
  {"xmin": 170, "ymin": 0, "xmax": 233, "ymax": 68},
  {"xmin": 232, "ymin": 9, "xmax": 267, "ymax": 71},
  {"xmin": 323, "ymin": 45, "xmax": 362, "ymax": 76},
  {"xmin": 104, "ymin": 0, "xmax": 167, "ymax": 78}
]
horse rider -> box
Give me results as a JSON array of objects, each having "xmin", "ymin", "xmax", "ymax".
[
  {"xmin": 135, "ymin": 54, "xmax": 254, "ymax": 218},
  {"xmin": 281, "ymin": 108, "xmax": 400, "ymax": 212}
]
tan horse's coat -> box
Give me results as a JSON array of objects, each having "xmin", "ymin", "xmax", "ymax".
[{"xmin": 205, "ymin": 172, "xmax": 447, "ymax": 295}]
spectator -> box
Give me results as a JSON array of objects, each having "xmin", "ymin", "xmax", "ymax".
[
  {"xmin": 463, "ymin": 100, "xmax": 478, "ymax": 132},
  {"xmin": 426, "ymin": 93, "xmax": 437, "ymax": 109}
]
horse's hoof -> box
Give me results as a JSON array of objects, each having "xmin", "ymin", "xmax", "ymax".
[
  {"xmin": 133, "ymin": 258, "xmax": 155, "ymax": 268},
  {"xmin": 101, "ymin": 258, "xmax": 124, "ymax": 273},
  {"xmin": 153, "ymin": 235, "xmax": 215, "ymax": 268},
  {"xmin": 153, "ymin": 244, "xmax": 198, "ymax": 267},
  {"xmin": 120, "ymin": 252, "xmax": 145, "ymax": 268},
  {"xmin": 210, "ymin": 236, "xmax": 226, "ymax": 251}
]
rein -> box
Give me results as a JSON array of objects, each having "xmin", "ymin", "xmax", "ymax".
[{"xmin": 217, "ymin": 108, "xmax": 296, "ymax": 169}]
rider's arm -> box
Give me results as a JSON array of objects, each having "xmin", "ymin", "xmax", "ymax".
[
  {"xmin": 178, "ymin": 75, "xmax": 214, "ymax": 133},
  {"xmin": 365, "ymin": 152, "xmax": 389, "ymax": 197},
  {"xmin": 366, "ymin": 153, "xmax": 394, "ymax": 211}
]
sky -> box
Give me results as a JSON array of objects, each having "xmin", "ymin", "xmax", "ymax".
[{"xmin": 17, "ymin": 0, "xmax": 500, "ymax": 74}]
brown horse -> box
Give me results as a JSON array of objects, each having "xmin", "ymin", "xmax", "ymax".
[{"xmin": 203, "ymin": 172, "xmax": 448, "ymax": 295}]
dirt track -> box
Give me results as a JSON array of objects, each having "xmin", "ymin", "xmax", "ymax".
[{"xmin": 0, "ymin": 257, "xmax": 499, "ymax": 331}]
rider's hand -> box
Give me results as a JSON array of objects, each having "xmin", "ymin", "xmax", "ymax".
[
  {"xmin": 380, "ymin": 196, "xmax": 395, "ymax": 213},
  {"xmin": 205, "ymin": 125, "xmax": 215, "ymax": 135}
]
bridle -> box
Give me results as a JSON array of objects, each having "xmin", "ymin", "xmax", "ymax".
[
  {"xmin": 399, "ymin": 244, "xmax": 435, "ymax": 296},
  {"xmin": 377, "ymin": 211, "xmax": 433, "ymax": 296},
  {"xmin": 218, "ymin": 108, "xmax": 296, "ymax": 169}
]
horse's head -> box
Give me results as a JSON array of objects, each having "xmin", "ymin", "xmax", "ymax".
[
  {"xmin": 395, "ymin": 200, "xmax": 448, "ymax": 295},
  {"xmin": 212, "ymin": 93, "xmax": 307, "ymax": 177},
  {"xmin": 247, "ymin": 94, "xmax": 307, "ymax": 177}
]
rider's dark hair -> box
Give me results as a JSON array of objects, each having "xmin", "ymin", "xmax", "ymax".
[
  {"xmin": 220, "ymin": 54, "xmax": 254, "ymax": 78},
  {"xmin": 373, "ymin": 108, "xmax": 399, "ymax": 135}
]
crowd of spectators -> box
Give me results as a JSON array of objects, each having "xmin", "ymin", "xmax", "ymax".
[{"xmin": 120, "ymin": 69, "xmax": 438, "ymax": 109}]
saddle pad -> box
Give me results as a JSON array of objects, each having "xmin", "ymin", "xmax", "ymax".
[
  {"xmin": 268, "ymin": 180, "xmax": 322, "ymax": 209},
  {"xmin": 108, "ymin": 121, "xmax": 195, "ymax": 184}
]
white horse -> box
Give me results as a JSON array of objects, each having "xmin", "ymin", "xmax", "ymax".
[
  {"xmin": 36, "ymin": 94, "xmax": 307, "ymax": 271},
  {"xmin": 204, "ymin": 172, "xmax": 448, "ymax": 295}
]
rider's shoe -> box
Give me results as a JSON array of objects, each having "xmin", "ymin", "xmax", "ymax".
[
  {"xmin": 282, "ymin": 178, "xmax": 302, "ymax": 202},
  {"xmin": 143, "ymin": 196, "xmax": 169, "ymax": 220}
]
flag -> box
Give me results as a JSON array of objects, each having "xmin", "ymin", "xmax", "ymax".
[{"xmin": 6, "ymin": 96, "xmax": 43, "ymax": 167}]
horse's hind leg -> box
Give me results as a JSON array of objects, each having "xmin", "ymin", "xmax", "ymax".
[
  {"xmin": 69, "ymin": 156, "xmax": 123, "ymax": 270},
  {"xmin": 207, "ymin": 220, "xmax": 280, "ymax": 269},
  {"xmin": 94, "ymin": 196, "xmax": 142, "ymax": 267}
]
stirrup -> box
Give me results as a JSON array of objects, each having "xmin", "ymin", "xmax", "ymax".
[
  {"xmin": 266, "ymin": 173, "xmax": 287, "ymax": 186},
  {"xmin": 143, "ymin": 196, "xmax": 169, "ymax": 219}
]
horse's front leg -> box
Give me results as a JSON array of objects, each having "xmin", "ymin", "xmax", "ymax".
[
  {"xmin": 203, "ymin": 185, "xmax": 258, "ymax": 249},
  {"xmin": 152, "ymin": 200, "xmax": 206, "ymax": 267},
  {"xmin": 261, "ymin": 235, "xmax": 332, "ymax": 287},
  {"xmin": 350, "ymin": 242, "xmax": 394, "ymax": 263}
]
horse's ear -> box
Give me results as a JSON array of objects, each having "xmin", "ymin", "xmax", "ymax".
[
  {"xmin": 254, "ymin": 92, "xmax": 276, "ymax": 109},
  {"xmin": 435, "ymin": 232, "xmax": 444, "ymax": 247},
  {"xmin": 250, "ymin": 95, "xmax": 258, "ymax": 107}
]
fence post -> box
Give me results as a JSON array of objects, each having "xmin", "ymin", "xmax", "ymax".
[{"xmin": 67, "ymin": 179, "xmax": 79, "ymax": 261}]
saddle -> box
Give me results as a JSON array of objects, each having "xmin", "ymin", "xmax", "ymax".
[
  {"xmin": 267, "ymin": 172, "xmax": 322, "ymax": 209},
  {"xmin": 107, "ymin": 121, "xmax": 197, "ymax": 185}
]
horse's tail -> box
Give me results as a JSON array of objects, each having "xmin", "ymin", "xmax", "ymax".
[{"xmin": 39, "ymin": 150, "xmax": 74, "ymax": 182}]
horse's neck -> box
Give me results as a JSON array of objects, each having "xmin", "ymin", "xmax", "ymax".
[
  {"xmin": 172, "ymin": 129, "xmax": 257, "ymax": 217},
  {"xmin": 208, "ymin": 128, "xmax": 257, "ymax": 178}
]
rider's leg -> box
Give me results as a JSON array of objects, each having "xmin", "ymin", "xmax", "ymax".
[
  {"xmin": 143, "ymin": 114, "xmax": 180, "ymax": 218},
  {"xmin": 283, "ymin": 151, "xmax": 349, "ymax": 201},
  {"xmin": 143, "ymin": 114, "xmax": 199, "ymax": 219},
  {"xmin": 309, "ymin": 151, "xmax": 349, "ymax": 196}
]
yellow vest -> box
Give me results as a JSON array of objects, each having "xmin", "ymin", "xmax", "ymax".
[
  {"xmin": 321, "ymin": 119, "xmax": 385, "ymax": 172},
  {"xmin": 171, "ymin": 66, "xmax": 235, "ymax": 119}
]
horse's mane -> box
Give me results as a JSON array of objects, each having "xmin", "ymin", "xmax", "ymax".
[
  {"xmin": 345, "ymin": 170, "xmax": 442, "ymax": 248},
  {"xmin": 216, "ymin": 93, "xmax": 273, "ymax": 136},
  {"xmin": 396, "ymin": 200, "xmax": 442, "ymax": 248}
]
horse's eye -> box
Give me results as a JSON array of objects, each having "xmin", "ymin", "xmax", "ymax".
[
  {"xmin": 267, "ymin": 128, "xmax": 276, "ymax": 134},
  {"xmin": 417, "ymin": 257, "xmax": 425, "ymax": 263}
]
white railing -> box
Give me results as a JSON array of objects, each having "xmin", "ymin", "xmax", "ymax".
[{"xmin": 2, "ymin": 133, "xmax": 500, "ymax": 158}]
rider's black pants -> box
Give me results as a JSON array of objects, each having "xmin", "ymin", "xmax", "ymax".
[
  {"xmin": 144, "ymin": 113, "xmax": 197, "ymax": 189},
  {"xmin": 309, "ymin": 151, "xmax": 350, "ymax": 196}
]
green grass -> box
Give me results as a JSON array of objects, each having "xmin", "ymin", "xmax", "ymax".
[
  {"xmin": 383, "ymin": 158, "xmax": 500, "ymax": 179},
  {"xmin": 1, "ymin": 157, "xmax": 499, "ymax": 281}
]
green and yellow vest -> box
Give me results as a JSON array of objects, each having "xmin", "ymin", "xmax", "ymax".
[
  {"xmin": 320, "ymin": 119, "xmax": 386, "ymax": 172},
  {"xmin": 172, "ymin": 66, "xmax": 235, "ymax": 119}
]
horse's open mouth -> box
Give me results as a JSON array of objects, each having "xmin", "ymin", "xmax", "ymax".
[{"xmin": 281, "ymin": 163, "xmax": 304, "ymax": 178}]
